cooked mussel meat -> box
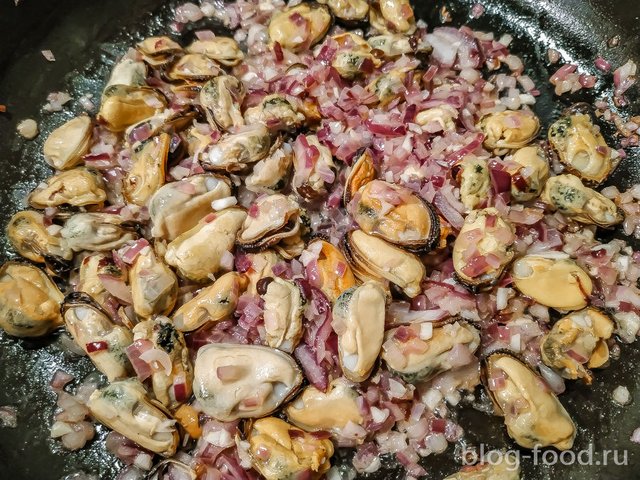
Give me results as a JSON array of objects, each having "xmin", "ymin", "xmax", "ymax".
[
  {"xmin": 306, "ymin": 238, "xmax": 356, "ymax": 302},
  {"xmin": 29, "ymin": 168, "xmax": 107, "ymax": 210},
  {"xmin": 130, "ymin": 244, "xmax": 178, "ymax": 318},
  {"xmin": 43, "ymin": 116, "xmax": 93, "ymax": 170},
  {"xmin": 124, "ymin": 133, "xmax": 171, "ymax": 206},
  {"xmin": 369, "ymin": 0, "xmax": 416, "ymax": 34},
  {"xmin": 511, "ymin": 254, "xmax": 593, "ymax": 311},
  {"xmin": 540, "ymin": 307, "xmax": 614, "ymax": 384},
  {"xmin": 245, "ymin": 142, "xmax": 294, "ymax": 194},
  {"xmin": 343, "ymin": 149, "xmax": 376, "ymax": 205},
  {"xmin": 268, "ymin": 3, "xmax": 332, "ymax": 53},
  {"xmin": 6, "ymin": 210, "xmax": 72, "ymax": 266},
  {"xmin": 149, "ymin": 174, "xmax": 232, "ymax": 241},
  {"xmin": 285, "ymin": 378, "xmax": 364, "ymax": 438},
  {"xmin": 62, "ymin": 292, "xmax": 133, "ymax": 380},
  {"xmin": 236, "ymin": 194, "xmax": 300, "ymax": 250},
  {"xmin": 452, "ymin": 208, "xmax": 516, "ymax": 290},
  {"xmin": 350, "ymin": 179, "xmax": 440, "ymax": 252},
  {"xmin": 318, "ymin": 0, "xmax": 369, "ymax": 22},
  {"xmin": 166, "ymin": 53, "xmax": 222, "ymax": 82},
  {"xmin": 193, "ymin": 343, "xmax": 302, "ymax": 421},
  {"xmin": 200, "ymin": 75, "xmax": 246, "ymax": 132},
  {"xmin": 261, "ymin": 278, "xmax": 304, "ymax": 353},
  {"xmin": 186, "ymin": 36, "xmax": 244, "ymax": 66},
  {"xmin": 98, "ymin": 85, "xmax": 167, "ymax": 132},
  {"xmin": 0, "ymin": 262, "xmax": 64, "ymax": 337},
  {"xmin": 204, "ymin": 124, "xmax": 272, "ymax": 172},
  {"xmin": 165, "ymin": 208, "xmax": 247, "ymax": 282},
  {"xmin": 87, "ymin": 379, "xmax": 179, "ymax": 456},
  {"xmin": 132, "ymin": 317, "xmax": 193, "ymax": 409},
  {"xmin": 173, "ymin": 272, "xmax": 248, "ymax": 332},
  {"xmin": 548, "ymin": 113, "xmax": 614, "ymax": 184},
  {"xmin": 342, "ymin": 229, "xmax": 425, "ymax": 298},
  {"xmin": 382, "ymin": 321, "xmax": 480, "ymax": 383},
  {"xmin": 479, "ymin": 110, "xmax": 541, "ymax": 152},
  {"xmin": 60, "ymin": 213, "xmax": 137, "ymax": 252},
  {"xmin": 541, "ymin": 174, "xmax": 623, "ymax": 228},
  {"xmin": 332, "ymin": 281, "xmax": 386, "ymax": 382},
  {"xmin": 244, "ymin": 94, "xmax": 305, "ymax": 132},
  {"xmin": 136, "ymin": 36, "xmax": 182, "ymax": 66},
  {"xmin": 292, "ymin": 134, "xmax": 336, "ymax": 199},
  {"xmin": 246, "ymin": 417, "xmax": 334, "ymax": 480},
  {"xmin": 505, "ymin": 145, "xmax": 550, "ymax": 202},
  {"xmin": 484, "ymin": 352, "xmax": 576, "ymax": 450},
  {"xmin": 455, "ymin": 156, "xmax": 490, "ymax": 211}
]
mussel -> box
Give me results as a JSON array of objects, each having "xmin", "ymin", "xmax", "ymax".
[
  {"xmin": 505, "ymin": 145, "xmax": 550, "ymax": 202},
  {"xmin": 43, "ymin": 116, "xmax": 93, "ymax": 170},
  {"xmin": 548, "ymin": 113, "xmax": 614, "ymax": 184},
  {"xmin": 136, "ymin": 36, "xmax": 182, "ymax": 67},
  {"xmin": 193, "ymin": 343, "xmax": 303, "ymax": 421},
  {"xmin": 285, "ymin": 378, "xmax": 364, "ymax": 438},
  {"xmin": 0, "ymin": 262, "xmax": 64, "ymax": 337},
  {"xmin": 60, "ymin": 213, "xmax": 138, "ymax": 252},
  {"xmin": 382, "ymin": 321, "xmax": 480, "ymax": 383},
  {"xmin": 350, "ymin": 179, "xmax": 440, "ymax": 252},
  {"xmin": 479, "ymin": 110, "xmax": 541, "ymax": 153},
  {"xmin": 343, "ymin": 149, "xmax": 376, "ymax": 205},
  {"xmin": 511, "ymin": 254, "xmax": 593, "ymax": 311},
  {"xmin": 246, "ymin": 417, "xmax": 334, "ymax": 480},
  {"xmin": 245, "ymin": 142, "xmax": 294, "ymax": 194},
  {"xmin": 62, "ymin": 292, "xmax": 133, "ymax": 381},
  {"xmin": 484, "ymin": 352, "xmax": 576, "ymax": 450},
  {"xmin": 204, "ymin": 124, "xmax": 272, "ymax": 172},
  {"xmin": 199, "ymin": 75, "xmax": 246, "ymax": 132},
  {"xmin": 332, "ymin": 281, "xmax": 386, "ymax": 382},
  {"xmin": 540, "ymin": 307, "xmax": 614, "ymax": 384},
  {"xmin": 261, "ymin": 278, "xmax": 304, "ymax": 353},
  {"xmin": 455, "ymin": 156, "xmax": 490, "ymax": 211},
  {"xmin": 132, "ymin": 317, "xmax": 193, "ymax": 409},
  {"xmin": 6, "ymin": 210, "xmax": 72, "ymax": 266},
  {"xmin": 165, "ymin": 207, "xmax": 247, "ymax": 282},
  {"xmin": 541, "ymin": 174, "xmax": 623, "ymax": 228},
  {"xmin": 342, "ymin": 229, "xmax": 426, "ymax": 298},
  {"xmin": 98, "ymin": 85, "xmax": 167, "ymax": 132},
  {"xmin": 244, "ymin": 94, "xmax": 305, "ymax": 133},
  {"xmin": 268, "ymin": 3, "xmax": 332, "ymax": 53},
  {"xmin": 236, "ymin": 194, "xmax": 300, "ymax": 251},
  {"xmin": 124, "ymin": 133, "xmax": 171, "ymax": 206},
  {"xmin": 149, "ymin": 174, "xmax": 232, "ymax": 241},
  {"xmin": 369, "ymin": 0, "xmax": 416, "ymax": 34},
  {"xmin": 130, "ymin": 244, "xmax": 178, "ymax": 318},
  {"xmin": 173, "ymin": 272, "xmax": 248, "ymax": 332},
  {"xmin": 306, "ymin": 238, "xmax": 356, "ymax": 302},
  {"xmin": 29, "ymin": 168, "xmax": 107, "ymax": 210},
  {"xmin": 452, "ymin": 208, "xmax": 516, "ymax": 290},
  {"xmin": 292, "ymin": 134, "xmax": 337, "ymax": 199},
  {"xmin": 318, "ymin": 0, "xmax": 369, "ymax": 23},
  {"xmin": 87, "ymin": 379, "xmax": 179, "ymax": 456},
  {"xmin": 185, "ymin": 36, "xmax": 244, "ymax": 66}
]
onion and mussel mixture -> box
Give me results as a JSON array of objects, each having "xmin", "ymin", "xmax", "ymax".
[{"xmin": 3, "ymin": 0, "xmax": 640, "ymax": 478}]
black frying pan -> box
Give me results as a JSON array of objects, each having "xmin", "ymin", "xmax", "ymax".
[{"xmin": 0, "ymin": 0, "xmax": 639, "ymax": 479}]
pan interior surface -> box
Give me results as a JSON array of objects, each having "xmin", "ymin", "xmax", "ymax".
[{"xmin": 0, "ymin": 0, "xmax": 638, "ymax": 479}]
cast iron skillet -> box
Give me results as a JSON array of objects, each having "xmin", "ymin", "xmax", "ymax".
[{"xmin": 0, "ymin": 0, "xmax": 639, "ymax": 479}]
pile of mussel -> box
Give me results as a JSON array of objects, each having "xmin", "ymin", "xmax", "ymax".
[{"xmin": 0, "ymin": 0, "xmax": 629, "ymax": 477}]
